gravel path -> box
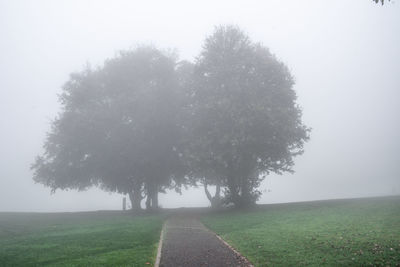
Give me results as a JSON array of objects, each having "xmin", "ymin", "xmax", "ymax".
[{"xmin": 159, "ymin": 215, "xmax": 252, "ymax": 267}]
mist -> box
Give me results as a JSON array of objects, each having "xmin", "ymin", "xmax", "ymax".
[{"xmin": 0, "ymin": 0, "xmax": 399, "ymax": 212}]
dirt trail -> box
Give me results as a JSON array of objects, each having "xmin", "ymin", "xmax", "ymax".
[{"xmin": 159, "ymin": 215, "xmax": 252, "ymax": 267}]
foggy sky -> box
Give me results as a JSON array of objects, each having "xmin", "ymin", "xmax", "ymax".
[{"xmin": 0, "ymin": 0, "xmax": 399, "ymax": 212}]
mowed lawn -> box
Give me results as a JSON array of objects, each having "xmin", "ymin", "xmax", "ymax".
[
  {"xmin": 0, "ymin": 211, "xmax": 163, "ymax": 266},
  {"xmin": 202, "ymin": 196, "xmax": 400, "ymax": 266}
]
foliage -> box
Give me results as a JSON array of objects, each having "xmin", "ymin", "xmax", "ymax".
[
  {"xmin": 32, "ymin": 47, "xmax": 184, "ymax": 210},
  {"xmin": 373, "ymin": 0, "xmax": 390, "ymax": 5},
  {"xmin": 202, "ymin": 196, "xmax": 400, "ymax": 266},
  {"xmin": 187, "ymin": 25, "xmax": 309, "ymax": 207},
  {"xmin": 0, "ymin": 212, "xmax": 164, "ymax": 266},
  {"xmin": 33, "ymin": 26, "xmax": 310, "ymax": 209}
]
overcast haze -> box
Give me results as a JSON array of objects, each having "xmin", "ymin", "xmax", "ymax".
[{"xmin": 0, "ymin": 0, "xmax": 399, "ymax": 212}]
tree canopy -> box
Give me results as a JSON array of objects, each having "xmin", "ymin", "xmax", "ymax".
[
  {"xmin": 32, "ymin": 26, "xmax": 310, "ymax": 210},
  {"xmin": 32, "ymin": 47, "xmax": 185, "ymax": 210},
  {"xmin": 185, "ymin": 26, "xmax": 310, "ymax": 207},
  {"xmin": 373, "ymin": 0, "xmax": 390, "ymax": 5}
]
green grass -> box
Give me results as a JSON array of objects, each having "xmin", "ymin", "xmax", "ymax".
[
  {"xmin": 202, "ymin": 196, "xmax": 400, "ymax": 267},
  {"xmin": 0, "ymin": 211, "xmax": 164, "ymax": 266}
]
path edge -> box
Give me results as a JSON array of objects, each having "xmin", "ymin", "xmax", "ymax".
[
  {"xmin": 201, "ymin": 221, "xmax": 254, "ymax": 267},
  {"xmin": 154, "ymin": 221, "xmax": 166, "ymax": 267}
]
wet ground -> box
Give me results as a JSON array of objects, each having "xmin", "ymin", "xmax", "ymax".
[{"xmin": 159, "ymin": 215, "xmax": 252, "ymax": 267}]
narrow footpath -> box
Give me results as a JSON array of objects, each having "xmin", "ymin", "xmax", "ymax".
[{"xmin": 158, "ymin": 215, "xmax": 252, "ymax": 267}]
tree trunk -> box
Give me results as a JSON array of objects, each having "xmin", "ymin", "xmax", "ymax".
[
  {"xmin": 204, "ymin": 182, "xmax": 213, "ymax": 202},
  {"xmin": 128, "ymin": 191, "xmax": 142, "ymax": 211},
  {"xmin": 204, "ymin": 181, "xmax": 222, "ymax": 209},
  {"xmin": 231, "ymin": 191, "xmax": 242, "ymax": 207},
  {"xmin": 215, "ymin": 182, "xmax": 221, "ymax": 198},
  {"xmin": 128, "ymin": 182, "xmax": 143, "ymax": 211},
  {"xmin": 145, "ymin": 196, "xmax": 151, "ymax": 210},
  {"xmin": 227, "ymin": 171, "xmax": 241, "ymax": 207},
  {"xmin": 128, "ymin": 192, "xmax": 134, "ymax": 209},
  {"xmin": 145, "ymin": 182, "xmax": 159, "ymax": 211},
  {"xmin": 152, "ymin": 189, "xmax": 159, "ymax": 209},
  {"xmin": 240, "ymin": 177, "xmax": 251, "ymax": 207},
  {"xmin": 213, "ymin": 182, "xmax": 221, "ymax": 208},
  {"xmin": 145, "ymin": 191, "xmax": 152, "ymax": 210},
  {"xmin": 226, "ymin": 160, "xmax": 242, "ymax": 207},
  {"xmin": 229, "ymin": 158, "xmax": 255, "ymax": 209}
]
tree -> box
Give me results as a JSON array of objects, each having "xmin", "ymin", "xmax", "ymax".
[
  {"xmin": 32, "ymin": 46, "xmax": 184, "ymax": 210},
  {"xmin": 373, "ymin": 0, "xmax": 390, "ymax": 5},
  {"xmin": 188, "ymin": 26, "xmax": 310, "ymax": 208}
]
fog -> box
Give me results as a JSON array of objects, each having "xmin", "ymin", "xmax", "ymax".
[{"xmin": 0, "ymin": 0, "xmax": 399, "ymax": 212}]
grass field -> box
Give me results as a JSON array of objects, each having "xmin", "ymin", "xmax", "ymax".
[
  {"xmin": 1, "ymin": 197, "xmax": 399, "ymax": 266},
  {"xmin": 0, "ymin": 211, "xmax": 163, "ymax": 266},
  {"xmin": 202, "ymin": 196, "xmax": 400, "ymax": 266}
]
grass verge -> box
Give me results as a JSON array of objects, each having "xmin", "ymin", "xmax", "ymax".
[
  {"xmin": 0, "ymin": 211, "xmax": 164, "ymax": 266},
  {"xmin": 202, "ymin": 196, "xmax": 400, "ymax": 266}
]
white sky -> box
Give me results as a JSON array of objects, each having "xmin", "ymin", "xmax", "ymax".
[{"xmin": 0, "ymin": 0, "xmax": 399, "ymax": 212}]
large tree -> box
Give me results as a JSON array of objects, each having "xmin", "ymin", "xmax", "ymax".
[
  {"xmin": 32, "ymin": 47, "xmax": 184, "ymax": 210},
  {"xmin": 188, "ymin": 26, "xmax": 310, "ymax": 208}
]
